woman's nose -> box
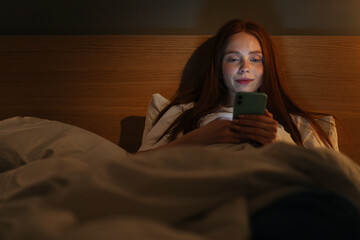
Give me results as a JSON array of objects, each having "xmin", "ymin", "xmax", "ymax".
[{"xmin": 238, "ymin": 61, "xmax": 250, "ymax": 73}]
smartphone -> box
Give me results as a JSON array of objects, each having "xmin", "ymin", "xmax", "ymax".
[{"xmin": 233, "ymin": 92, "xmax": 267, "ymax": 119}]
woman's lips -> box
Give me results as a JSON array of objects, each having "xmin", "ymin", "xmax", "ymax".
[{"xmin": 235, "ymin": 78, "xmax": 253, "ymax": 84}]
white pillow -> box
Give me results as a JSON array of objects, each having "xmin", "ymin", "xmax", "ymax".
[
  {"xmin": 291, "ymin": 115, "xmax": 339, "ymax": 151},
  {"xmin": 141, "ymin": 93, "xmax": 339, "ymax": 151},
  {"xmin": 141, "ymin": 93, "xmax": 171, "ymax": 144},
  {"xmin": 0, "ymin": 117, "xmax": 127, "ymax": 173}
]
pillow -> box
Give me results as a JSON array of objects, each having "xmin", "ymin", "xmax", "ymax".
[
  {"xmin": 141, "ymin": 93, "xmax": 339, "ymax": 151},
  {"xmin": 0, "ymin": 117, "xmax": 127, "ymax": 173},
  {"xmin": 291, "ymin": 115, "xmax": 339, "ymax": 151},
  {"xmin": 141, "ymin": 93, "xmax": 171, "ymax": 143}
]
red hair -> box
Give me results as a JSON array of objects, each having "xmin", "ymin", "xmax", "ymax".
[{"xmin": 155, "ymin": 19, "xmax": 333, "ymax": 148}]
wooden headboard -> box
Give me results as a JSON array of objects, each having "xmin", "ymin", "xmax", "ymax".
[{"xmin": 0, "ymin": 35, "xmax": 359, "ymax": 164}]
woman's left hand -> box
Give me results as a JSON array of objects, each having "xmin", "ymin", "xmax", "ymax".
[{"xmin": 232, "ymin": 109, "xmax": 278, "ymax": 145}]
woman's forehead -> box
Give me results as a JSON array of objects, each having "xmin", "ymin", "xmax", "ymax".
[{"xmin": 225, "ymin": 32, "xmax": 262, "ymax": 53}]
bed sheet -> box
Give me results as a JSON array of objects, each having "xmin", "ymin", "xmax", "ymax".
[{"xmin": 0, "ymin": 117, "xmax": 359, "ymax": 240}]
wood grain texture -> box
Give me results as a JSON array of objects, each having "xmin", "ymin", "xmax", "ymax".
[
  {"xmin": 272, "ymin": 36, "xmax": 360, "ymax": 163},
  {"xmin": 0, "ymin": 35, "xmax": 359, "ymax": 163}
]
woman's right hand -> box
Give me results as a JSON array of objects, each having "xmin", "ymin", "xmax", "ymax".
[
  {"xmin": 137, "ymin": 119, "xmax": 243, "ymax": 153},
  {"xmin": 140, "ymin": 112, "xmax": 277, "ymax": 153},
  {"xmin": 175, "ymin": 118, "xmax": 250, "ymax": 145},
  {"xmin": 176, "ymin": 109, "xmax": 278, "ymax": 146}
]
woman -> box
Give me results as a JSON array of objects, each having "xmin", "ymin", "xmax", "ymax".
[{"xmin": 139, "ymin": 19, "xmax": 333, "ymax": 152}]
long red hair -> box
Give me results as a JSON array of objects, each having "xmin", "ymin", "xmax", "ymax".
[{"xmin": 155, "ymin": 19, "xmax": 333, "ymax": 148}]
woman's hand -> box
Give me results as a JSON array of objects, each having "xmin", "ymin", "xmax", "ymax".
[
  {"xmin": 142, "ymin": 109, "xmax": 278, "ymax": 152},
  {"xmin": 231, "ymin": 109, "xmax": 278, "ymax": 145},
  {"xmin": 175, "ymin": 109, "xmax": 277, "ymax": 146},
  {"xmin": 176, "ymin": 118, "xmax": 250, "ymax": 145}
]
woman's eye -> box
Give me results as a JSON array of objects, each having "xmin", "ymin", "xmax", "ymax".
[
  {"xmin": 226, "ymin": 57, "xmax": 240, "ymax": 63},
  {"xmin": 250, "ymin": 56, "xmax": 263, "ymax": 63}
]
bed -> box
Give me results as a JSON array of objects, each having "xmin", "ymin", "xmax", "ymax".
[
  {"xmin": 0, "ymin": 35, "xmax": 360, "ymax": 161},
  {"xmin": 0, "ymin": 35, "xmax": 359, "ymax": 239}
]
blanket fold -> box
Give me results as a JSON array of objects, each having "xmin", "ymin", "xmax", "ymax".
[{"xmin": 0, "ymin": 143, "xmax": 359, "ymax": 240}]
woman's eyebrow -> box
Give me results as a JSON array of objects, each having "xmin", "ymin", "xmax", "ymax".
[{"xmin": 224, "ymin": 50, "xmax": 263, "ymax": 55}]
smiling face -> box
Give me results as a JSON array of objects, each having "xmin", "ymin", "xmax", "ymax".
[{"xmin": 221, "ymin": 32, "xmax": 264, "ymax": 106}]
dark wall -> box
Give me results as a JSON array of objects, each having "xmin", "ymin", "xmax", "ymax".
[{"xmin": 2, "ymin": 0, "xmax": 360, "ymax": 35}]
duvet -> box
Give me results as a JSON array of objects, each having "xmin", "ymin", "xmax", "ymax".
[{"xmin": 0, "ymin": 117, "xmax": 359, "ymax": 240}]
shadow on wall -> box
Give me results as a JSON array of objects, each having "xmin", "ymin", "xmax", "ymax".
[
  {"xmin": 119, "ymin": 116, "xmax": 145, "ymax": 153},
  {"xmin": 118, "ymin": 38, "xmax": 215, "ymax": 153},
  {"xmin": 178, "ymin": 37, "xmax": 215, "ymax": 94}
]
